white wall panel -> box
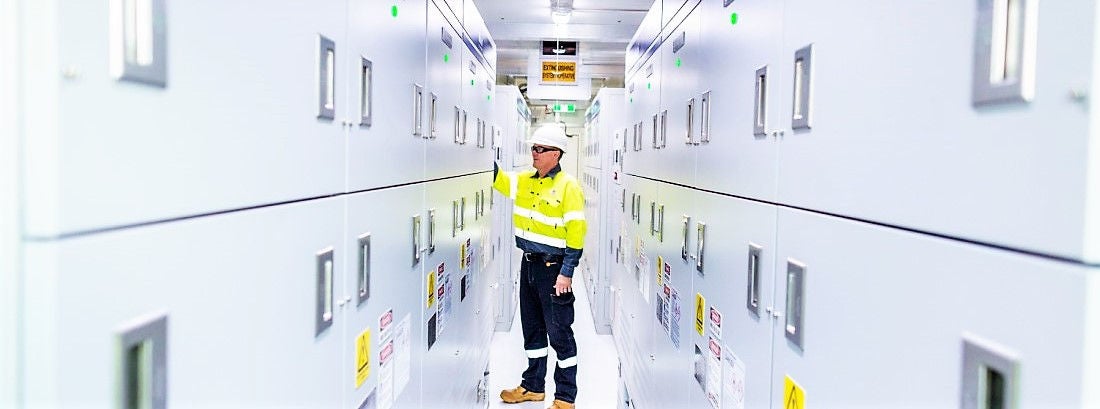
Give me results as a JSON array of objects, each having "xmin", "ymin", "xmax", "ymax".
[{"xmin": 24, "ymin": 0, "xmax": 349, "ymax": 237}]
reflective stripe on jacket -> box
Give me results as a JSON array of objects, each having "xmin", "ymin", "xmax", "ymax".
[{"xmin": 493, "ymin": 162, "xmax": 586, "ymax": 277}]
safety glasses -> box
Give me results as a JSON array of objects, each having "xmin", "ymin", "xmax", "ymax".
[{"xmin": 531, "ymin": 145, "xmax": 560, "ymax": 154}]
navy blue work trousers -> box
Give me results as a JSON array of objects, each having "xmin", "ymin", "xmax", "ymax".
[{"xmin": 518, "ymin": 255, "xmax": 578, "ymax": 403}]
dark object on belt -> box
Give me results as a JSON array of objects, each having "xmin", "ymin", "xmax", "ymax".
[{"xmin": 523, "ymin": 252, "xmax": 563, "ymax": 263}]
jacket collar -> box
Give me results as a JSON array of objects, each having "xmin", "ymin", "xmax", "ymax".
[{"xmin": 532, "ymin": 163, "xmax": 562, "ymax": 179}]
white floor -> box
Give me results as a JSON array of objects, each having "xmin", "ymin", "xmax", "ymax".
[{"xmin": 488, "ymin": 270, "xmax": 619, "ymax": 409}]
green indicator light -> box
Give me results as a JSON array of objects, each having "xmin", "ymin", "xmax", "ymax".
[
  {"xmin": 647, "ymin": 82, "xmax": 652, "ymax": 90},
  {"xmin": 443, "ymin": 53, "xmax": 449, "ymax": 63},
  {"xmin": 392, "ymin": 5, "xmax": 398, "ymax": 18},
  {"xmin": 630, "ymin": 97, "xmax": 634, "ymax": 103},
  {"xmin": 553, "ymin": 104, "xmax": 561, "ymax": 111},
  {"xmin": 471, "ymin": 79, "xmax": 475, "ymax": 86},
  {"xmin": 730, "ymin": 13, "xmax": 739, "ymax": 25},
  {"xmin": 676, "ymin": 58, "xmax": 682, "ymax": 67},
  {"xmin": 487, "ymin": 95, "xmax": 491, "ymax": 101}
]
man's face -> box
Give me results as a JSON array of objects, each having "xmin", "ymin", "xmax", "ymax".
[{"xmin": 531, "ymin": 144, "xmax": 561, "ymax": 171}]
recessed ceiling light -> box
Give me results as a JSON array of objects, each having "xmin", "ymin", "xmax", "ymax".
[{"xmin": 551, "ymin": 10, "xmax": 571, "ymax": 25}]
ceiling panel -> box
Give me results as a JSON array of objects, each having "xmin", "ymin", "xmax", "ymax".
[{"xmin": 474, "ymin": 0, "xmax": 652, "ymax": 114}]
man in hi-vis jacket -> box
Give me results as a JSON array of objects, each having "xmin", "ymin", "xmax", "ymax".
[{"xmin": 493, "ymin": 124, "xmax": 586, "ymax": 409}]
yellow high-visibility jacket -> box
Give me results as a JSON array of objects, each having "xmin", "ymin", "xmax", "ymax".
[{"xmin": 493, "ymin": 162, "xmax": 586, "ymax": 277}]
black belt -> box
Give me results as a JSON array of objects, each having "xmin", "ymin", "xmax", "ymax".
[{"xmin": 523, "ymin": 252, "xmax": 563, "ymax": 263}]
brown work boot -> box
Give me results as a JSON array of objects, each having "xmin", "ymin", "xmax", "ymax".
[
  {"xmin": 549, "ymin": 399, "xmax": 575, "ymax": 409},
  {"xmin": 500, "ymin": 386, "xmax": 545, "ymax": 403}
]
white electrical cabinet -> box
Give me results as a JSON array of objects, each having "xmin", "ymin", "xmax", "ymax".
[
  {"xmin": 641, "ymin": 181, "xmax": 693, "ymax": 409},
  {"xmin": 22, "ymin": 197, "xmax": 346, "ymax": 408},
  {"xmin": 581, "ymin": 88, "xmax": 626, "ymax": 335},
  {"xmin": 491, "ymin": 85, "xmax": 527, "ymax": 331},
  {"xmin": 614, "ymin": 175, "xmax": 661, "ymax": 408},
  {"xmin": 21, "ymin": 0, "xmax": 350, "ymax": 237},
  {"xmin": 12, "ymin": 0, "xmax": 499, "ymax": 407},
  {"xmin": 421, "ymin": 173, "xmax": 493, "ymax": 408},
  {"xmin": 684, "ymin": 190, "xmax": 778, "ymax": 409},
  {"xmin": 347, "ymin": 0, "xmax": 429, "ymax": 191},
  {"xmin": 345, "ymin": 186, "xmax": 430, "ymax": 409},
  {"xmin": 425, "ymin": 1, "xmax": 466, "ymax": 180},
  {"xmin": 424, "ymin": 0, "xmax": 494, "ymax": 179},
  {"xmin": 612, "ymin": 1, "xmax": 1100, "ymax": 408},
  {"xmin": 623, "ymin": 3, "xmax": 665, "ymax": 181},
  {"xmin": 623, "ymin": 50, "xmax": 664, "ymax": 179},
  {"xmin": 1, "ymin": 1, "xmax": 17, "ymax": 400},
  {"xmin": 771, "ymin": 0, "xmax": 1100, "ymax": 262},
  {"xmin": 654, "ymin": 2, "xmax": 700, "ymax": 186},
  {"xmin": 693, "ymin": 0, "xmax": 782, "ymax": 201},
  {"xmin": 770, "ymin": 208, "xmax": 1098, "ymax": 408}
]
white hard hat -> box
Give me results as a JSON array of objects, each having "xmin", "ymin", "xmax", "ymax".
[{"xmin": 527, "ymin": 124, "xmax": 569, "ymax": 152}]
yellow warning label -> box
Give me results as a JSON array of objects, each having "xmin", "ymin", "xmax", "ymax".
[
  {"xmin": 783, "ymin": 375, "xmax": 805, "ymax": 409},
  {"xmin": 427, "ymin": 271, "xmax": 436, "ymax": 308},
  {"xmin": 460, "ymin": 243, "xmax": 467, "ymax": 270},
  {"xmin": 656, "ymin": 256, "xmax": 664, "ymax": 287},
  {"xmin": 355, "ymin": 328, "xmax": 371, "ymax": 388},
  {"xmin": 541, "ymin": 61, "xmax": 577, "ymax": 83},
  {"xmin": 694, "ymin": 293, "xmax": 705, "ymax": 336}
]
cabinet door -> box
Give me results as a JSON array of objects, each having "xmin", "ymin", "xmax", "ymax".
[
  {"xmin": 623, "ymin": 52, "xmax": 663, "ymax": 179},
  {"xmin": 347, "ymin": 0, "xmax": 427, "ymax": 190},
  {"xmin": 774, "ymin": 0, "xmax": 1099, "ymax": 261},
  {"xmin": 614, "ymin": 175, "xmax": 659, "ymax": 409},
  {"xmin": 685, "ymin": 192, "xmax": 777, "ymax": 409},
  {"xmin": 656, "ymin": 7, "xmax": 700, "ymax": 186},
  {"xmin": 644, "ymin": 183, "xmax": 696, "ymax": 408},
  {"xmin": 421, "ymin": 175, "xmax": 491, "ymax": 408},
  {"xmin": 425, "ymin": 2, "xmax": 464, "ymax": 179},
  {"xmin": 345, "ymin": 185, "xmax": 427, "ymax": 409},
  {"xmin": 24, "ymin": 0, "xmax": 349, "ymax": 237},
  {"xmin": 694, "ymin": 0, "xmax": 783, "ymax": 201},
  {"xmin": 22, "ymin": 198, "xmax": 345, "ymax": 407},
  {"xmin": 771, "ymin": 208, "xmax": 1093, "ymax": 408}
]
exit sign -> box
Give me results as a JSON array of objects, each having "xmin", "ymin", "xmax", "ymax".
[{"xmin": 553, "ymin": 104, "xmax": 575, "ymax": 113}]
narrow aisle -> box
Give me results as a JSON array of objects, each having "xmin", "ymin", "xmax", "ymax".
[{"xmin": 488, "ymin": 267, "xmax": 619, "ymax": 409}]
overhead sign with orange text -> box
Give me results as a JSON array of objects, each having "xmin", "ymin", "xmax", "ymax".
[{"xmin": 542, "ymin": 61, "xmax": 577, "ymax": 83}]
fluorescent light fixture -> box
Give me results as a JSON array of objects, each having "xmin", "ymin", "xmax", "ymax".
[{"xmin": 552, "ymin": 10, "xmax": 571, "ymax": 25}]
